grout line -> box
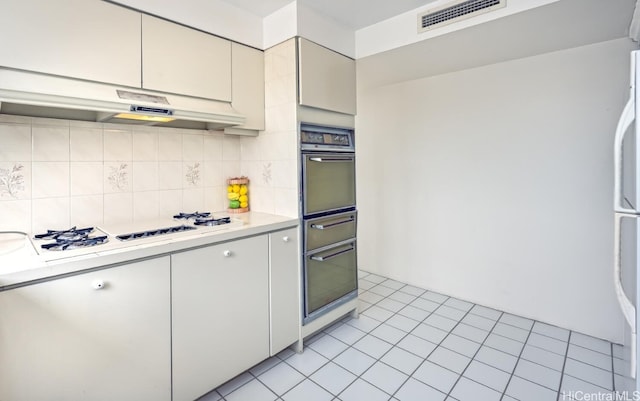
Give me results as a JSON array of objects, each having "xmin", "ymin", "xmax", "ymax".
[
  {"xmin": 498, "ymin": 313, "xmax": 534, "ymax": 401},
  {"xmin": 610, "ymin": 342, "xmax": 616, "ymax": 391}
]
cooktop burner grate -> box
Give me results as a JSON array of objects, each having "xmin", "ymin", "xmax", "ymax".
[
  {"xmin": 116, "ymin": 224, "xmax": 196, "ymax": 241},
  {"xmin": 173, "ymin": 211, "xmax": 211, "ymax": 220},
  {"xmin": 34, "ymin": 227, "xmax": 109, "ymax": 251},
  {"xmin": 41, "ymin": 235, "xmax": 109, "ymax": 251},
  {"xmin": 193, "ymin": 217, "xmax": 231, "ymax": 226},
  {"xmin": 34, "ymin": 226, "xmax": 94, "ymax": 241}
]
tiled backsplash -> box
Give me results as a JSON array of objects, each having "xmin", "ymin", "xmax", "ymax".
[{"xmin": 0, "ymin": 114, "xmax": 242, "ymax": 233}]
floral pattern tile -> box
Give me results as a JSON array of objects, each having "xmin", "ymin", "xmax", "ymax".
[
  {"xmin": 107, "ymin": 163, "xmax": 129, "ymax": 191},
  {"xmin": 0, "ymin": 163, "xmax": 25, "ymax": 199},
  {"xmin": 185, "ymin": 162, "xmax": 201, "ymax": 186},
  {"xmin": 262, "ymin": 162, "xmax": 272, "ymax": 185}
]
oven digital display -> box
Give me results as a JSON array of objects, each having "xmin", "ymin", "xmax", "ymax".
[
  {"xmin": 328, "ymin": 134, "xmax": 350, "ymax": 146},
  {"xmin": 301, "ymin": 131, "xmax": 351, "ymax": 146},
  {"xmin": 301, "ymin": 131, "xmax": 325, "ymax": 144}
]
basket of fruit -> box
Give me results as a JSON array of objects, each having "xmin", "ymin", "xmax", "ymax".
[{"xmin": 227, "ymin": 177, "xmax": 249, "ymax": 213}]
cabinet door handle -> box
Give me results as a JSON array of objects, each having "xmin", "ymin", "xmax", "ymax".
[
  {"xmin": 223, "ymin": 250, "xmax": 232, "ymax": 257},
  {"xmin": 92, "ymin": 280, "xmax": 105, "ymax": 290},
  {"xmin": 283, "ymin": 236, "xmax": 290, "ymax": 242}
]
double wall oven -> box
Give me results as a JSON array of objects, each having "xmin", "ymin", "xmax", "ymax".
[{"xmin": 300, "ymin": 123, "xmax": 358, "ymax": 325}]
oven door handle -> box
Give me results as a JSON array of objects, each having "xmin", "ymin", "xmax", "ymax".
[
  {"xmin": 310, "ymin": 216, "xmax": 355, "ymax": 230},
  {"xmin": 310, "ymin": 245, "xmax": 355, "ymax": 262},
  {"xmin": 309, "ymin": 156, "xmax": 355, "ymax": 163}
]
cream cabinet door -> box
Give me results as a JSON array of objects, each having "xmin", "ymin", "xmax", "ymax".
[
  {"xmin": 0, "ymin": 257, "xmax": 172, "ymax": 401},
  {"xmin": 231, "ymin": 43, "xmax": 265, "ymax": 131},
  {"xmin": 269, "ymin": 227, "xmax": 301, "ymax": 355},
  {"xmin": 297, "ymin": 38, "xmax": 357, "ymax": 115},
  {"xmin": 0, "ymin": 0, "xmax": 141, "ymax": 87},
  {"xmin": 142, "ymin": 15, "xmax": 232, "ymax": 101},
  {"xmin": 171, "ymin": 235, "xmax": 270, "ymax": 401}
]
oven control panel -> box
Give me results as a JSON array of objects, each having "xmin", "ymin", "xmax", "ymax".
[{"xmin": 300, "ymin": 123, "xmax": 354, "ymax": 151}]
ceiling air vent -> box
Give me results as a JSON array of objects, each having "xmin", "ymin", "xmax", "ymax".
[{"xmin": 418, "ymin": 0, "xmax": 506, "ymax": 32}]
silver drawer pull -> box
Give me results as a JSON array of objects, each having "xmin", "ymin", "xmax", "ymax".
[
  {"xmin": 311, "ymin": 217, "xmax": 355, "ymax": 230},
  {"xmin": 309, "ymin": 157, "xmax": 354, "ymax": 163},
  {"xmin": 310, "ymin": 245, "xmax": 355, "ymax": 262}
]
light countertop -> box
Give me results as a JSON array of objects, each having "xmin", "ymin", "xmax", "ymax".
[{"xmin": 0, "ymin": 212, "xmax": 298, "ymax": 290}]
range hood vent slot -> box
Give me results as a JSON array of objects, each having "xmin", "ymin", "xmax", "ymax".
[
  {"xmin": 418, "ymin": 0, "xmax": 506, "ymax": 32},
  {"xmin": 129, "ymin": 105, "xmax": 174, "ymax": 116}
]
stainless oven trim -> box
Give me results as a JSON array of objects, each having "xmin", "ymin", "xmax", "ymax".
[{"xmin": 301, "ymin": 152, "xmax": 356, "ymax": 217}]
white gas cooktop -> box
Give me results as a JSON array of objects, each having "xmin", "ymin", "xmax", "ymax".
[{"xmin": 29, "ymin": 214, "xmax": 244, "ymax": 262}]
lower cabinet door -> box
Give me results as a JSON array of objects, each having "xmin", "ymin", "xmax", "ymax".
[
  {"xmin": 269, "ymin": 227, "xmax": 301, "ymax": 355},
  {"xmin": 0, "ymin": 257, "xmax": 172, "ymax": 401},
  {"xmin": 171, "ymin": 235, "xmax": 270, "ymax": 401}
]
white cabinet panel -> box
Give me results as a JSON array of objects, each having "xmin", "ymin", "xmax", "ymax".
[
  {"xmin": 231, "ymin": 43, "xmax": 265, "ymax": 131},
  {"xmin": 171, "ymin": 235, "xmax": 269, "ymax": 401},
  {"xmin": 269, "ymin": 227, "xmax": 301, "ymax": 354},
  {"xmin": 298, "ymin": 38, "xmax": 356, "ymax": 115},
  {"xmin": 142, "ymin": 15, "xmax": 232, "ymax": 101},
  {"xmin": 0, "ymin": 0, "xmax": 141, "ymax": 87},
  {"xmin": 0, "ymin": 257, "xmax": 172, "ymax": 401}
]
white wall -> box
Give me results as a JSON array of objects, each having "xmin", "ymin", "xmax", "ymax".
[
  {"xmin": 296, "ymin": 3, "xmax": 355, "ymax": 58},
  {"xmin": 356, "ymin": 37, "xmax": 636, "ymax": 342}
]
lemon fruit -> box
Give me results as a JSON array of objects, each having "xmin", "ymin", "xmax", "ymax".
[
  {"xmin": 232, "ymin": 184, "xmax": 240, "ymax": 193},
  {"xmin": 227, "ymin": 192, "xmax": 239, "ymax": 201},
  {"xmin": 240, "ymin": 201, "xmax": 248, "ymax": 208},
  {"xmin": 239, "ymin": 194, "xmax": 248, "ymax": 203},
  {"xmin": 227, "ymin": 185, "xmax": 234, "ymax": 193},
  {"xmin": 239, "ymin": 185, "xmax": 248, "ymax": 195}
]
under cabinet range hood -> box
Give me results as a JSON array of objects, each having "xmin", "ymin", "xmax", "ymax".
[{"xmin": 0, "ymin": 69, "xmax": 246, "ymax": 129}]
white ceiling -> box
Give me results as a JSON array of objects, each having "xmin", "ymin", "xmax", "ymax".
[
  {"xmin": 220, "ymin": 0, "xmax": 437, "ymax": 30},
  {"xmin": 357, "ymin": 0, "xmax": 636, "ymax": 89}
]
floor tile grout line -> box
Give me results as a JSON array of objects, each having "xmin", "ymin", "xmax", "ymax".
[
  {"xmin": 335, "ymin": 289, "xmax": 454, "ymax": 399},
  {"xmin": 498, "ymin": 314, "xmax": 535, "ymax": 401},
  {"xmin": 380, "ymin": 294, "xmax": 459, "ymax": 400},
  {"xmin": 319, "ymin": 283, "xmax": 456, "ymax": 399},
  {"xmin": 610, "ymin": 342, "xmax": 616, "ymax": 391},
  {"xmin": 438, "ymin": 308, "xmax": 505, "ymax": 401},
  {"xmin": 303, "ymin": 282, "xmax": 427, "ymax": 399}
]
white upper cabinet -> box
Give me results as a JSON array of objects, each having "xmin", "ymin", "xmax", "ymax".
[
  {"xmin": 142, "ymin": 15, "xmax": 232, "ymax": 102},
  {"xmin": 297, "ymin": 38, "xmax": 357, "ymax": 115},
  {"xmin": 0, "ymin": 0, "xmax": 141, "ymax": 87},
  {"xmin": 230, "ymin": 43, "xmax": 265, "ymax": 131}
]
